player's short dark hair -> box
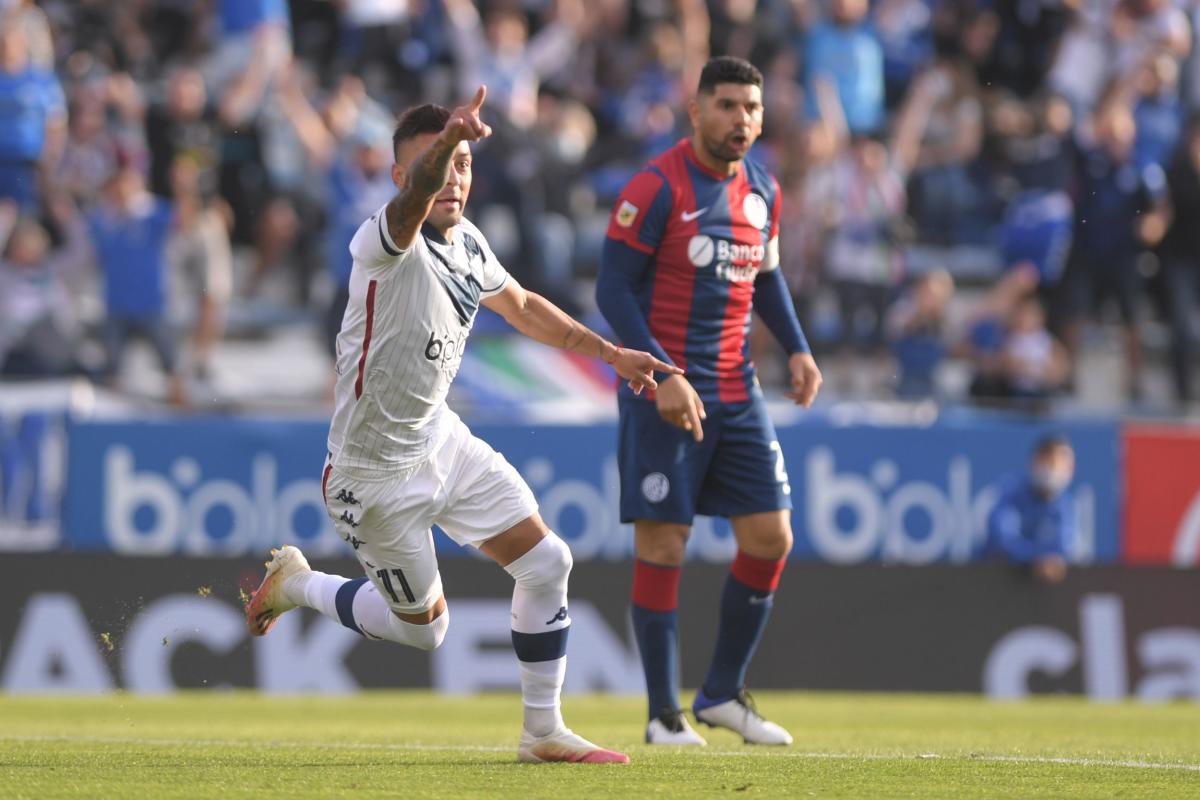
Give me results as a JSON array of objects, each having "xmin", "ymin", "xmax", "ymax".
[
  {"xmin": 393, "ymin": 104, "xmax": 450, "ymax": 160},
  {"xmin": 698, "ymin": 56, "xmax": 763, "ymax": 95},
  {"xmin": 1033, "ymin": 434, "xmax": 1073, "ymax": 458}
]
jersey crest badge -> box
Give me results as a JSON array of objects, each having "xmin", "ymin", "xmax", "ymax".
[
  {"xmin": 743, "ymin": 193, "xmax": 768, "ymax": 230},
  {"xmin": 615, "ymin": 200, "xmax": 639, "ymax": 228}
]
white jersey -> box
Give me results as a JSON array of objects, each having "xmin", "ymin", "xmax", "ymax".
[{"xmin": 327, "ymin": 205, "xmax": 510, "ymax": 472}]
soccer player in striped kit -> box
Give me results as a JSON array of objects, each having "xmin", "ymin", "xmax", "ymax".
[
  {"xmin": 596, "ymin": 57, "xmax": 822, "ymax": 745},
  {"xmin": 246, "ymin": 86, "xmax": 678, "ymax": 764}
]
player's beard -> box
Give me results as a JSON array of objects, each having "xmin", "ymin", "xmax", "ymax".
[
  {"xmin": 427, "ymin": 200, "xmax": 463, "ymax": 234},
  {"xmin": 702, "ymin": 131, "xmax": 752, "ymax": 165}
]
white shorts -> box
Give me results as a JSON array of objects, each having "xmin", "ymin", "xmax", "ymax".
[{"xmin": 322, "ymin": 415, "xmax": 537, "ymax": 614}]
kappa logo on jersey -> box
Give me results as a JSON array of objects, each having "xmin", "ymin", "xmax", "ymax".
[
  {"xmin": 339, "ymin": 510, "xmax": 360, "ymax": 529},
  {"xmin": 743, "ymin": 193, "xmax": 768, "ymax": 230},
  {"xmin": 615, "ymin": 200, "xmax": 638, "ymax": 228},
  {"xmin": 545, "ymin": 606, "xmax": 569, "ymax": 625},
  {"xmin": 334, "ymin": 489, "xmax": 360, "ymax": 506}
]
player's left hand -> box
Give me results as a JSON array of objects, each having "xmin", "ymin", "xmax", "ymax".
[
  {"xmin": 785, "ymin": 353, "xmax": 822, "ymax": 408},
  {"xmin": 607, "ymin": 347, "xmax": 683, "ymax": 395}
]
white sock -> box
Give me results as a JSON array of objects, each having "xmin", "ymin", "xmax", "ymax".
[
  {"xmin": 283, "ymin": 572, "xmax": 447, "ymax": 650},
  {"xmin": 281, "ymin": 570, "xmax": 345, "ymax": 614},
  {"xmin": 520, "ymin": 658, "xmax": 567, "ymax": 736},
  {"xmin": 504, "ymin": 535, "xmax": 573, "ymax": 736},
  {"xmin": 350, "ymin": 582, "xmax": 448, "ymax": 650}
]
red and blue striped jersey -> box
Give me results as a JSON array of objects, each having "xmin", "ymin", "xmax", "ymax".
[{"xmin": 605, "ymin": 138, "xmax": 782, "ymax": 404}]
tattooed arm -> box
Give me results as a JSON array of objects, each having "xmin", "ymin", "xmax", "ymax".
[
  {"xmin": 483, "ymin": 277, "xmax": 681, "ymax": 395},
  {"xmin": 384, "ymin": 85, "xmax": 492, "ymax": 251}
]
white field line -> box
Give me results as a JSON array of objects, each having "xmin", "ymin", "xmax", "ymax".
[{"xmin": 2, "ymin": 735, "xmax": 1199, "ymax": 773}]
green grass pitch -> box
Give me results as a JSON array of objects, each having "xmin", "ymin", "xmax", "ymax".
[{"xmin": 2, "ymin": 692, "xmax": 1197, "ymax": 799}]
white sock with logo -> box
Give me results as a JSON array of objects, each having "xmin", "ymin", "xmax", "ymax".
[{"xmin": 503, "ymin": 534, "xmax": 573, "ymax": 736}]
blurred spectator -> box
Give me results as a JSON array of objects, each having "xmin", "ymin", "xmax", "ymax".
[
  {"xmin": 57, "ymin": 72, "xmax": 147, "ymax": 206},
  {"xmin": 86, "ymin": 165, "xmax": 186, "ymax": 407},
  {"xmin": 335, "ymin": 0, "xmax": 429, "ymax": 93},
  {"xmin": 1061, "ymin": 96, "xmax": 1168, "ymax": 401},
  {"xmin": 885, "ymin": 268, "xmax": 953, "ymax": 399},
  {"xmin": 1051, "ymin": 0, "xmax": 1190, "ymax": 119},
  {"xmin": 1162, "ymin": 118, "xmax": 1200, "ymax": 407},
  {"xmin": 167, "ymin": 155, "xmax": 231, "ymax": 382},
  {"xmin": 3, "ymin": 0, "xmax": 53, "ymax": 69},
  {"xmin": 964, "ymin": 262, "xmax": 1041, "ymax": 402},
  {"xmin": 708, "ymin": 0, "xmax": 787, "ymax": 69},
  {"xmin": 1132, "ymin": 52, "xmax": 1183, "ymax": 172},
  {"xmin": 0, "ymin": 19, "xmax": 66, "ymax": 208},
  {"xmin": 322, "ymin": 124, "xmax": 396, "ymax": 356},
  {"xmin": 986, "ymin": 435, "xmax": 1077, "ymax": 583},
  {"xmin": 999, "ymin": 295, "xmax": 1071, "ymax": 409},
  {"xmin": 906, "ymin": 54, "xmax": 985, "ymax": 245},
  {"xmin": 803, "ymin": 0, "xmax": 884, "ymax": 135},
  {"xmin": 872, "ymin": 0, "xmax": 934, "ymax": 108},
  {"xmin": 444, "ymin": 0, "xmax": 585, "ymax": 130},
  {"xmin": 805, "ymin": 72, "xmax": 934, "ymax": 391},
  {"xmin": 146, "ymin": 66, "xmax": 219, "ymax": 203},
  {"xmin": 0, "ymin": 196, "xmax": 89, "ymax": 376},
  {"xmin": 207, "ymin": 0, "xmax": 292, "ymax": 100},
  {"xmin": 976, "ymin": 0, "xmax": 1070, "ymax": 99},
  {"xmin": 991, "ymin": 92, "xmax": 1075, "ymax": 287}
]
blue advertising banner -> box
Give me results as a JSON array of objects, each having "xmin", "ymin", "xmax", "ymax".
[{"xmin": 63, "ymin": 415, "xmax": 1120, "ymax": 562}]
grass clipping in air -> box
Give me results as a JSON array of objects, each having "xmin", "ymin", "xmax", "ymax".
[{"xmin": 1, "ymin": 692, "xmax": 1197, "ymax": 799}]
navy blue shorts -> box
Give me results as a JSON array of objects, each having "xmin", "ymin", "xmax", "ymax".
[{"xmin": 617, "ymin": 391, "xmax": 792, "ymax": 524}]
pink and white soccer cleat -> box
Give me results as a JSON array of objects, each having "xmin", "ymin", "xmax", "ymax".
[
  {"xmin": 517, "ymin": 727, "xmax": 630, "ymax": 764},
  {"xmin": 245, "ymin": 545, "xmax": 311, "ymax": 636}
]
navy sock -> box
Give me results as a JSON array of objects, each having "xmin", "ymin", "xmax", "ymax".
[
  {"xmin": 699, "ymin": 552, "xmax": 784, "ymax": 704},
  {"xmin": 630, "ymin": 559, "xmax": 682, "ymax": 721},
  {"xmin": 631, "ymin": 603, "xmax": 680, "ymax": 720}
]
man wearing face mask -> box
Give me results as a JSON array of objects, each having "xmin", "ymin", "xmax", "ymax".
[{"xmin": 986, "ymin": 435, "xmax": 1077, "ymax": 583}]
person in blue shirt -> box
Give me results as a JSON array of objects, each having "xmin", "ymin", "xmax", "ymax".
[
  {"xmin": 0, "ymin": 22, "xmax": 66, "ymax": 209},
  {"xmin": 803, "ymin": 0, "xmax": 884, "ymax": 135},
  {"xmin": 987, "ymin": 435, "xmax": 1076, "ymax": 583},
  {"xmin": 886, "ymin": 269, "xmax": 953, "ymax": 398},
  {"xmin": 1132, "ymin": 54, "xmax": 1182, "ymax": 174},
  {"xmin": 1061, "ymin": 98, "xmax": 1168, "ymax": 402},
  {"xmin": 86, "ymin": 165, "xmax": 186, "ymax": 406}
]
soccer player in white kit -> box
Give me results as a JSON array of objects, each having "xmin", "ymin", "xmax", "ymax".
[{"xmin": 245, "ymin": 88, "xmax": 677, "ymax": 764}]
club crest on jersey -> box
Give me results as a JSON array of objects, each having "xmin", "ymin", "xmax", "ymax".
[
  {"xmin": 641, "ymin": 472, "xmax": 670, "ymax": 503},
  {"xmin": 743, "ymin": 193, "xmax": 768, "ymax": 230},
  {"xmin": 615, "ymin": 200, "xmax": 638, "ymax": 228}
]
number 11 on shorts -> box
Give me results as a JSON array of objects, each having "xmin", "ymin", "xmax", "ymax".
[{"xmin": 377, "ymin": 568, "xmax": 416, "ymax": 604}]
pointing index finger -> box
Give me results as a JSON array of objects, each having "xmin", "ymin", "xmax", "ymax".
[
  {"xmin": 654, "ymin": 359, "xmax": 683, "ymax": 375},
  {"xmin": 469, "ymin": 85, "xmax": 487, "ymax": 111}
]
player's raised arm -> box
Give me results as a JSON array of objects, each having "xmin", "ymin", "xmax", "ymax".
[
  {"xmin": 482, "ymin": 278, "xmax": 681, "ymax": 395},
  {"xmin": 384, "ymin": 86, "xmax": 492, "ymax": 252}
]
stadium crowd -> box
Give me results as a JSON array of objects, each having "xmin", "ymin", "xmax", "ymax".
[{"xmin": 1, "ymin": 0, "xmax": 1199, "ymax": 412}]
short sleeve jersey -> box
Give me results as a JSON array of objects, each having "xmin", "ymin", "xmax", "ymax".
[
  {"xmin": 327, "ymin": 207, "xmax": 510, "ymax": 472},
  {"xmin": 605, "ymin": 138, "xmax": 782, "ymax": 404}
]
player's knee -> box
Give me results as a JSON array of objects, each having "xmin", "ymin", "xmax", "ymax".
[
  {"xmin": 776, "ymin": 527, "xmax": 794, "ymax": 559},
  {"xmin": 409, "ymin": 609, "xmax": 450, "ymax": 651},
  {"xmin": 387, "ymin": 606, "xmax": 449, "ymax": 651},
  {"xmin": 506, "ymin": 532, "xmax": 572, "ymax": 587},
  {"xmin": 757, "ymin": 528, "xmax": 792, "ymax": 561},
  {"xmin": 634, "ymin": 521, "xmax": 690, "ymax": 565}
]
